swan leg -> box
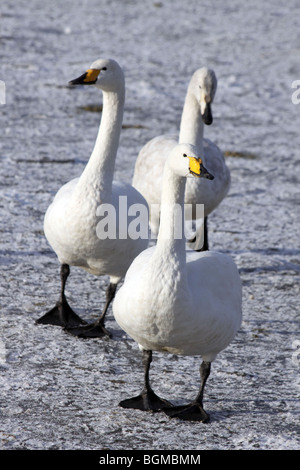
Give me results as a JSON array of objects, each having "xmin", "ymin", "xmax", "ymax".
[
  {"xmin": 202, "ymin": 216, "xmax": 209, "ymax": 251},
  {"xmin": 119, "ymin": 350, "xmax": 173, "ymax": 412},
  {"xmin": 163, "ymin": 361, "xmax": 211, "ymax": 422},
  {"xmin": 36, "ymin": 264, "xmax": 87, "ymax": 328},
  {"xmin": 64, "ymin": 282, "xmax": 117, "ymax": 338},
  {"xmin": 187, "ymin": 216, "xmax": 209, "ymax": 252},
  {"xmin": 195, "ymin": 216, "xmax": 209, "ymax": 252}
]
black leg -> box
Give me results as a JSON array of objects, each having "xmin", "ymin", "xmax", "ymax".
[
  {"xmin": 36, "ymin": 264, "xmax": 87, "ymax": 328},
  {"xmin": 163, "ymin": 361, "xmax": 211, "ymax": 422},
  {"xmin": 64, "ymin": 282, "xmax": 117, "ymax": 338},
  {"xmin": 188, "ymin": 216, "xmax": 209, "ymax": 252},
  {"xmin": 119, "ymin": 350, "xmax": 173, "ymax": 412},
  {"xmin": 202, "ymin": 216, "xmax": 209, "ymax": 251},
  {"xmin": 195, "ymin": 216, "xmax": 209, "ymax": 252}
]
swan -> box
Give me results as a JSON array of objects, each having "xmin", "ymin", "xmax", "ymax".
[
  {"xmin": 113, "ymin": 143, "xmax": 242, "ymax": 422},
  {"xmin": 36, "ymin": 58, "xmax": 149, "ymax": 338},
  {"xmin": 132, "ymin": 67, "xmax": 230, "ymax": 251}
]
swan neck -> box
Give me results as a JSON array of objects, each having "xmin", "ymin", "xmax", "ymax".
[
  {"xmin": 179, "ymin": 90, "xmax": 204, "ymax": 155},
  {"xmin": 76, "ymin": 88, "xmax": 124, "ymax": 200},
  {"xmin": 156, "ymin": 164, "xmax": 187, "ymax": 260}
]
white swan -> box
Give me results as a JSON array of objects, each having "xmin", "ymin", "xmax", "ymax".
[
  {"xmin": 113, "ymin": 143, "xmax": 242, "ymax": 422},
  {"xmin": 132, "ymin": 67, "xmax": 230, "ymax": 251},
  {"xmin": 36, "ymin": 58, "xmax": 149, "ymax": 338}
]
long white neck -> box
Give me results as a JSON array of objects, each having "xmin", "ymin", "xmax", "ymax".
[
  {"xmin": 179, "ymin": 88, "xmax": 204, "ymax": 156},
  {"xmin": 74, "ymin": 87, "xmax": 125, "ymax": 202},
  {"xmin": 155, "ymin": 163, "xmax": 187, "ymax": 268}
]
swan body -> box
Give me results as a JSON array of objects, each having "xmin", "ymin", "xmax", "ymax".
[
  {"xmin": 37, "ymin": 58, "xmax": 149, "ymax": 338},
  {"xmin": 132, "ymin": 68, "xmax": 230, "ymax": 250},
  {"xmin": 115, "ymin": 247, "xmax": 241, "ymax": 360},
  {"xmin": 44, "ymin": 179, "xmax": 147, "ymax": 281},
  {"xmin": 113, "ymin": 143, "xmax": 242, "ymax": 421}
]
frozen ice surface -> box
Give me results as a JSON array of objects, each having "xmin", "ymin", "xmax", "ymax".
[{"xmin": 0, "ymin": 0, "xmax": 299, "ymax": 450}]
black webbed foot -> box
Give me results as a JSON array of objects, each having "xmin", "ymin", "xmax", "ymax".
[
  {"xmin": 64, "ymin": 322, "xmax": 111, "ymax": 338},
  {"xmin": 36, "ymin": 299, "xmax": 87, "ymax": 328},
  {"xmin": 163, "ymin": 402, "xmax": 210, "ymax": 422},
  {"xmin": 64, "ymin": 281, "xmax": 117, "ymax": 338},
  {"xmin": 36, "ymin": 264, "xmax": 87, "ymax": 328},
  {"xmin": 119, "ymin": 389, "xmax": 173, "ymax": 412}
]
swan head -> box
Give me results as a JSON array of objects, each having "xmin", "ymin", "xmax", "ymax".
[
  {"xmin": 191, "ymin": 67, "xmax": 217, "ymax": 125},
  {"xmin": 167, "ymin": 143, "xmax": 214, "ymax": 180},
  {"xmin": 69, "ymin": 58, "xmax": 124, "ymax": 92}
]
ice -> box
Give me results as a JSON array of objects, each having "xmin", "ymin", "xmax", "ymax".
[{"xmin": 0, "ymin": 0, "xmax": 299, "ymax": 451}]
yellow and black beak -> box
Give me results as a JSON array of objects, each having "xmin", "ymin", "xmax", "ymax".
[
  {"xmin": 188, "ymin": 156, "xmax": 214, "ymax": 180},
  {"xmin": 69, "ymin": 68, "xmax": 100, "ymax": 86}
]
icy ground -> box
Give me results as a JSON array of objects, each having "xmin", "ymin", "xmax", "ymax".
[{"xmin": 0, "ymin": 0, "xmax": 299, "ymax": 450}]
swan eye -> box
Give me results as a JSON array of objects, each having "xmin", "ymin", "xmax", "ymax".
[
  {"xmin": 183, "ymin": 153, "xmax": 187, "ymax": 157},
  {"xmin": 101, "ymin": 67, "xmax": 107, "ymax": 71}
]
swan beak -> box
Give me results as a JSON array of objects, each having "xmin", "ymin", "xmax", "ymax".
[
  {"xmin": 69, "ymin": 68, "xmax": 100, "ymax": 86},
  {"xmin": 201, "ymin": 102, "xmax": 213, "ymax": 125},
  {"xmin": 189, "ymin": 157, "xmax": 214, "ymax": 180}
]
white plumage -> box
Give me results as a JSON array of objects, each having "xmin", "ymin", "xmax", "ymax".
[
  {"xmin": 113, "ymin": 143, "xmax": 242, "ymax": 422},
  {"xmin": 132, "ymin": 67, "xmax": 230, "ymax": 250},
  {"xmin": 37, "ymin": 58, "xmax": 149, "ymax": 338}
]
